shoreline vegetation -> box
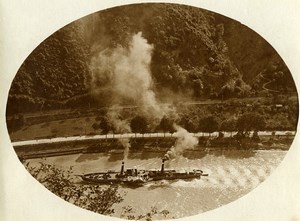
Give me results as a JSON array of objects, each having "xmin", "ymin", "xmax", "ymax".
[
  {"xmin": 8, "ymin": 96, "xmax": 297, "ymax": 162},
  {"xmin": 25, "ymin": 161, "xmax": 171, "ymax": 220},
  {"xmin": 14, "ymin": 133, "xmax": 294, "ymax": 160},
  {"xmin": 9, "ymin": 99, "xmax": 296, "ymax": 161}
]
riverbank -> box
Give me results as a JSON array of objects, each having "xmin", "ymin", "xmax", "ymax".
[{"xmin": 14, "ymin": 134, "xmax": 294, "ymax": 160}]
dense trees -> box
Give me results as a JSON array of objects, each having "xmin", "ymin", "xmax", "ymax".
[
  {"xmin": 178, "ymin": 116, "xmax": 199, "ymax": 133},
  {"xmin": 89, "ymin": 99, "xmax": 296, "ymax": 140},
  {"xmin": 158, "ymin": 116, "xmax": 176, "ymax": 136},
  {"xmin": 100, "ymin": 117, "xmax": 113, "ymax": 135},
  {"xmin": 7, "ymin": 4, "xmax": 295, "ymax": 115},
  {"xmin": 130, "ymin": 115, "xmax": 148, "ymax": 136},
  {"xmin": 7, "ymin": 23, "xmax": 90, "ymax": 114},
  {"xmin": 92, "ymin": 116, "xmax": 114, "ymax": 138},
  {"xmin": 199, "ymin": 115, "xmax": 220, "ymax": 135},
  {"xmin": 220, "ymin": 118, "xmax": 237, "ymax": 136},
  {"xmin": 7, "ymin": 3, "xmax": 297, "ymax": 138},
  {"xmin": 236, "ymin": 112, "xmax": 266, "ymax": 137},
  {"xmin": 266, "ymin": 114, "xmax": 293, "ymax": 131}
]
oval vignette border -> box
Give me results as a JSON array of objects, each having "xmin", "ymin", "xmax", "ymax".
[{"xmin": 1, "ymin": 1, "xmax": 299, "ymax": 220}]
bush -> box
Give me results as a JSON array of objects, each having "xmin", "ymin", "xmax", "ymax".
[{"xmin": 25, "ymin": 162, "xmax": 124, "ymax": 215}]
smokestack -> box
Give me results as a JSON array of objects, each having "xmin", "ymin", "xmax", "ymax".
[
  {"xmin": 161, "ymin": 158, "xmax": 165, "ymax": 174},
  {"xmin": 121, "ymin": 161, "xmax": 124, "ymax": 175}
]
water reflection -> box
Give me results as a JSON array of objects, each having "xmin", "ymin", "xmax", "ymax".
[
  {"xmin": 108, "ymin": 153, "xmax": 125, "ymax": 161},
  {"xmin": 75, "ymin": 148, "xmax": 256, "ymax": 163},
  {"xmin": 182, "ymin": 150, "xmax": 208, "ymax": 159},
  {"xmin": 207, "ymin": 148, "xmax": 256, "ymax": 159},
  {"xmin": 75, "ymin": 153, "xmax": 103, "ymax": 162}
]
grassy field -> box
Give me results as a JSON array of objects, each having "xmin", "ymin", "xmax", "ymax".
[{"xmin": 10, "ymin": 116, "xmax": 99, "ymax": 141}]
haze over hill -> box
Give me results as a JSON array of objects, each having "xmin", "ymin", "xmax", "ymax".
[{"xmin": 7, "ymin": 3, "xmax": 296, "ymax": 114}]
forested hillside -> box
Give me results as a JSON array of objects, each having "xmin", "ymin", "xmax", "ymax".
[{"xmin": 7, "ymin": 3, "xmax": 297, "ymax": 115}]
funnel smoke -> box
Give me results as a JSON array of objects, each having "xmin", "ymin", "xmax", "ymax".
[{"xmin": 164, "ymin": 125, "xmax": 198, "ymax": 160}]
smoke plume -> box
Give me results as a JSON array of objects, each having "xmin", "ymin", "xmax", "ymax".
[
  {"xmin": 89, "ymin": 32, "xmax": 197, "ymax": 160},
  {"xmin": 119, "ymin": 138, "xmax": 130, "ymax": 160},
  {"xmin": 106, "ymin": 106, "xmax": 131, "ymax": 133},
  {"xmin": 164, "ymin": 124, "xmax": 198, "ymax": 160},
  {"xmin": 90, "ymin": 32, "xmax": 166, "ymax": 132}
]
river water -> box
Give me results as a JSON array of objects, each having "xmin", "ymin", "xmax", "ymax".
[{"xmin": 27, "ymin": 149, "xmax": 286, "ymax": 219}]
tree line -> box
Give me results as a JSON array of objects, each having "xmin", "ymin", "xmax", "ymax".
[{"xmin": 92, "ymin": 112, "xmax": 280, "ymax": 139}]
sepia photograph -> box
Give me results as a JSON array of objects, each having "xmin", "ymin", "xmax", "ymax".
[{"xmin": 1, "ymin": 1, "xmax": 300, "ymax": 221}]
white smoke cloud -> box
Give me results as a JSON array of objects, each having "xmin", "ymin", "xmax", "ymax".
[
  {"xmin": 106, "ymin": 106, "xmax": 131, "ymax": 133},
  {"xmin": 119, "ymin": 138, "xmax": 130, "ymax": 160},
  {"xmin": 90, "ymin": 32, "xmax": 167, "ymax": 131},
  {"xmin": 164, "ymin": 124, "xmax": 198, "ymax": 160},
  {"xmin": 89, "ymin": 32, "xmax": 197, "ymax": 161}
]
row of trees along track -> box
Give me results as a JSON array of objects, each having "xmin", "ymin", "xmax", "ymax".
[{"xmin": 92, "ymin": 113, "xmax": 270, "ymax": 139}]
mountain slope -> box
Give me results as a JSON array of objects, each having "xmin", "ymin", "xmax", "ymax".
[{"xmin": 7, "ymin": 3, "xmax": 296, "ymax": 115}]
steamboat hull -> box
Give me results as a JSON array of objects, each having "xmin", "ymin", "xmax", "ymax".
[{"xmin": 79, "ymin": 160, "xmax": 208, "ymax": 186}]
